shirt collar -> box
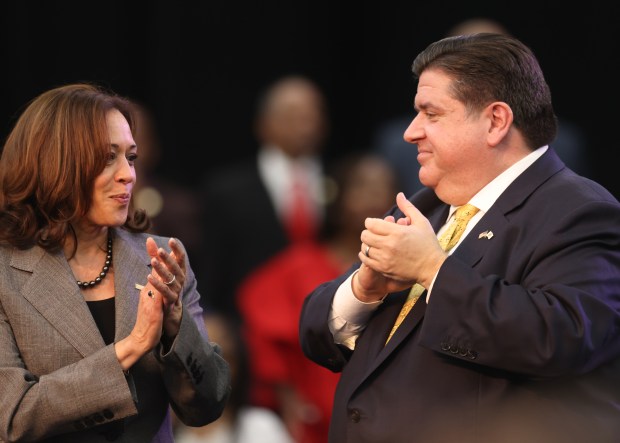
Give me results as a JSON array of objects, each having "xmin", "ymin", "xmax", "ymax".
[{"xmin": 451, "ymin": 145, "xmax": 548, "ymax": 217}]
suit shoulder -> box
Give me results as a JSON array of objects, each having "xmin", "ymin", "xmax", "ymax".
[{"xmin": 542, "ymin": 169, "xmax": 618, "ymax": 206}]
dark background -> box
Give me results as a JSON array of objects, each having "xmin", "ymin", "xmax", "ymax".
[{"xmin": 1, "ymin": 1, "xmax": 618, "ymax": 197}]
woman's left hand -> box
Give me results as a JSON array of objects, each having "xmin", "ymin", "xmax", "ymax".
[{"xmin": 146, "ymin": 237, "xmax": 186, "ymax": 339}]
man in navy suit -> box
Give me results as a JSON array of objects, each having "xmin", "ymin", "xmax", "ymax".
[{"xmin": 299, "ymin": 33, "xmax": 620, "ymax": 443}]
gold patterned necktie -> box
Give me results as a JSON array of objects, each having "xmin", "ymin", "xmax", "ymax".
[{"xmin": 385, "ymin": 203, "xmax": 480, "ymax": 344}]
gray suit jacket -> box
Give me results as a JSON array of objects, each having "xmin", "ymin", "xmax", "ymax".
[{"xmin": 0, "ymin": 228, "xmax": 231, "ymax": 442}]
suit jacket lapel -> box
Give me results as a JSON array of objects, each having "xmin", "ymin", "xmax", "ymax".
[
  {"xmin": 340, "ymin": 198, "xmax": 447, "ymax": 380},
  {"xmin": 373, "ymin": 201, "xmax": 449, "ymax": 356},
  {"xmin": 450, "ymin": 147, "xmax": 566, "ymax": 269},
  {"xmin": 113, "ymin": 229, "xmax": 152, "ymax": 341},
  {"xmin": 14, "ymin": 246, "xmax": 105, "ymax": 356},
  {"xmin": 13, "ymin": 229, "xmax": 156, "ymax": 355}
]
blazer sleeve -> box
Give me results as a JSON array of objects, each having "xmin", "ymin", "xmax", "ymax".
[
  {"xmin": 299, "ymin": 267, "xmax": 359, "ymax": 373},
  {"xmin": 153, "ymin": 248, "xmax": 232, "ymax": 427}
]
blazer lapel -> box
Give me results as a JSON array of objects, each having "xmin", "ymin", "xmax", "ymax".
[
  {"xmin": 451, "ymin": 147, "xmax": 566, "ymax": 269},
  {"xmin": 14, "ymin": 247, "xmax": 105, "ymax": 357},
  {"xmin": 113, "ymin": 229, "xmax": 152, "ymax": 341},
  {"xmin": 13, "ymin": 229, "xmax": 157, "ymax": 356},
  {"xmin": 372, "ymin": 203, "xmax": 449, "ymax": 354}
]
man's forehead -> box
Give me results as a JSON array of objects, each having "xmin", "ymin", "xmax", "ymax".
[{"xmin": 417, "ymin": 69, "xmax": 452, "ymax": 92}]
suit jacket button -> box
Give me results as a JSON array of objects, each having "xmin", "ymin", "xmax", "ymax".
[
  {"xmin": 466, "ymin": 349, "xmax": 478, "ymax": 360},
  {"xmin": 348, "ymin": 408, "xmax": 361, "ymax": 423},
  {"xmin": 440, "ymin": 341, "xmax": 450, "ymax": 351},
  {"xmin": 93, "ymin": 412, "xmax": 105, "ymax": 423}
]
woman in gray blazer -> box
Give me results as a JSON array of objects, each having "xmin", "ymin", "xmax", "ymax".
[{"xmin": 0, "ymin": 83, "xmax": 231, "ymax": 442}]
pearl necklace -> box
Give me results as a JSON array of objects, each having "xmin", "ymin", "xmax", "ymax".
[{"xmin": 76, "ymin": 233, "xmax": 113, "ymax": 289}]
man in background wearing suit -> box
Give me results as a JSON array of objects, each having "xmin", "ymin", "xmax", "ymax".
[
  {"xmin": 198, "ymin": 75, "xmax": 329, "ymax": 321},
  {"xmin": 299, "ymin": 33, "xmax": 620, "ymax": 443}
]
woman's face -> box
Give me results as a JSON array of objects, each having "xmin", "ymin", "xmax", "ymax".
[{"xmin": 83, "ymin": 109, "xmax": 137, "ymax": 230}]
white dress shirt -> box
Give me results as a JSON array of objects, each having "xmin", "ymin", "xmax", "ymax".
[{"xmin": 257, "ymin": 145, "xmax": 324, "ymax": 225}]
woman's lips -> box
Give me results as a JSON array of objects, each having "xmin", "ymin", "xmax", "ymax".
[{"xmin": 111, "ymin": 193, "xmax": 131, "ymax": 205}]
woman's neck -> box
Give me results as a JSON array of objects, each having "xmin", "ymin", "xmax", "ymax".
[{"xmin": 66, "ymin": 228, "xmax": 115, "ymax": 301}]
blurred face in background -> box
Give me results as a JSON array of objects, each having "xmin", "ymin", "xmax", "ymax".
[
  {"xmin": 341, "ymin": 156, "xmax": 397, "ymax": 230},
  {"xmin": 256, "ymin": 77, "xmax": 328, "ymax": 158}
]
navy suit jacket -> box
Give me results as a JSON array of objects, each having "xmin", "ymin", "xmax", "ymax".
[
  {"xmin": 198, "ymin": 159, "xmax": 289, "ymax": 318},
  {"xmin": 299, "ymin": 148, "xmax": 620, "ymax": 443}
]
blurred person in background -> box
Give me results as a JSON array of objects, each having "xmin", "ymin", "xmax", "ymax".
[
  {"xmin": 237, "ymin": 152, "xmax": 399, "ymax": 443},
  {"xmin": 131, "ymin": 102, "xmax": 204, "ymax": 265},
  {"xmin": 174, "ymin": 311, "xmax": 294, "ymax": 443},
  {"xmin": 197, "ymin": 74, "xmax": 330, "ymax": 321}
]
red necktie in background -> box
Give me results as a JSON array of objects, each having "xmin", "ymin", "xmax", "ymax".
[{"xmin": 285, "ymin": 167, "xmax": 317, "ymax": 243}]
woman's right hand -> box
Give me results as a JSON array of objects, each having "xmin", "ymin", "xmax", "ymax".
[{"xmin": 114, "ymin": 285, "xmax": 164, "ymax": 372}]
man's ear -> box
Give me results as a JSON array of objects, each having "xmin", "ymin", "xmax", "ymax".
[{"xmin": 485, "ymin": 101, "xmax": 513, "ymax": 147}]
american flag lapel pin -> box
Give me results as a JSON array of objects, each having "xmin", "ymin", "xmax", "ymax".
[{"xmin": 478, "ymin": 230, "xmax": 494, "ymax": 240}]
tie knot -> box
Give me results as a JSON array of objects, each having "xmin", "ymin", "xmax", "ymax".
[
  {"xmin": 437, "ymin": 203, "xmax": 480, "ymax": 252},
  {"xmin": 453, "ymin": 204, "xmax": 479, "ymax": 223}
]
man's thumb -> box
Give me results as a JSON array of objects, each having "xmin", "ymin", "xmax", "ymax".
[{"xmin": 396, "ymin": 192, "xmax": 421, "ymax": 222}]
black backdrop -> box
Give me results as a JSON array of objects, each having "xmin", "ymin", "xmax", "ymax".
[{"xmin": 1, "ymin": 1, "xmax": 618, "ymax": 197}]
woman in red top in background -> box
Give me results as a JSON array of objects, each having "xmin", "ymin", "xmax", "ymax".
[{"xmin": 237, "ymin": 152, "xmax": 399, "ymax": 443}]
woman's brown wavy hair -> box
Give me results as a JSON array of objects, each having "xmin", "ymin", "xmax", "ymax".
[{"xmin": 0, "ymin": 83, "xmax": 151, "ymax": 251}]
